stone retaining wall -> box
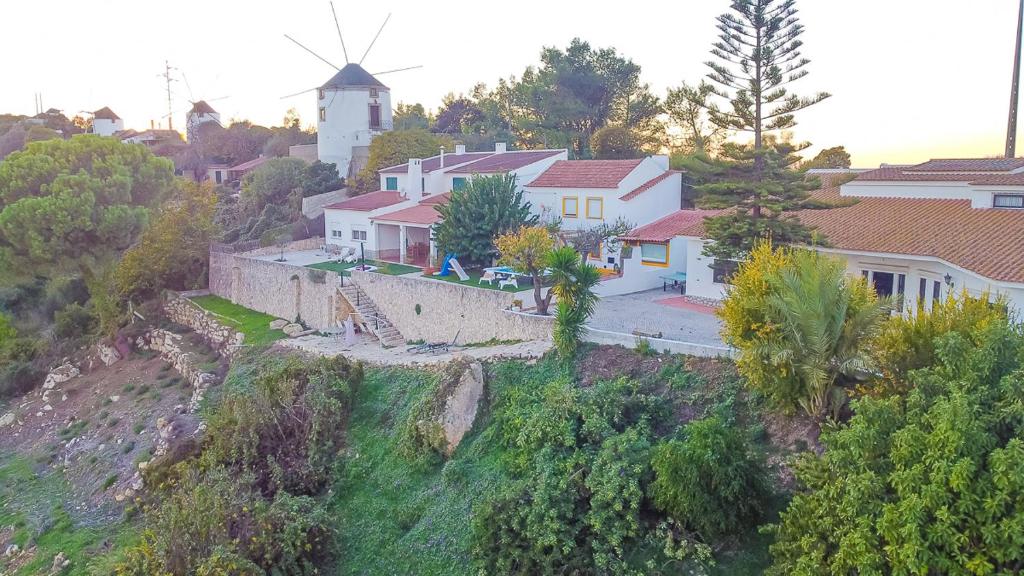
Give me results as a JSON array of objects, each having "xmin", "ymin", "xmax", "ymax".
[
  {"xmin": 164, "ymin": 292, "xmax": 245, "ymax": 355},
  {"xmin": 350, "ymin": 271, "xmax": 553, "ymax": 344},
  {"xmin": 138, "ymin": 329, "xmax": 219, "ymax": 412},
  {"xmin": 239, "ymin": 236, "xmax": 324, "ymax": 257},
  {"xmin": 208, "ymin": 251, "xmax": 343, "ymax": 330}
]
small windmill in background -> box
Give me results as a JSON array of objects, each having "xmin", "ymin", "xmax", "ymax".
[
  {"xmin": 280, "ymin": 2, "xmax": 422, "ymax": 178},
  {"xmin": 159, "ymin": 63, "xmax": 230, "ymax": 142}
]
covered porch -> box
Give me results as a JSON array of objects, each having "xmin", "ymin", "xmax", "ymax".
[{"xmin": 374, "ymin": 221, "xmax": 434, "ymax": 268}]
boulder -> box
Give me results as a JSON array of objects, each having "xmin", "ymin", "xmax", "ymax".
[
  {"xmin": 269, "ymin": 319, "xmax": 289, "ymax": 330},
  {"xmin": 51, "ymin": 551, "xmax": 70, "ymax": 572},
  {"xmin": 0, "ymin": 412, "xmax": 14, "ymax": 427},
  {"xmin": 440, "ymin": 360, "xmax": 485, "ymax": 455},
  {"xmin": 97, "ymin": 342, "xmax": 122, "ymax": 366},
  {"xmin": 282, "ymin": 323, "xmax": 305, "ymax": 337},
  {"xmin": 43, "ymin": 363, "xmax": 80, "ymax": 390}
]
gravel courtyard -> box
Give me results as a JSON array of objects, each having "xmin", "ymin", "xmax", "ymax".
[{"xmin": 588, "ymin": 289, "xmax": 725, "ymax": 347}]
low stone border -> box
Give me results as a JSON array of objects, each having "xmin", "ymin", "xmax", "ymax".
[{"xmin": 583, "ymin": 326, "xmax": 735, "ymax": 359}]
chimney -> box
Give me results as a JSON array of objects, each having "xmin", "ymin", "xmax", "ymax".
[
  {"xmin": 439, "ymin": 146, "xmax": 445, "ymax": 168},
  {"xmin": 494, "ymin": 142, "xmax": 507, "ymax": 153},
  {"xmin": 455, "ymin": 144, "xmax": 466, "ymax": 155},
  {"xmin": 407, "ymin": 158, "xmax": 424, "ymax": 202}
]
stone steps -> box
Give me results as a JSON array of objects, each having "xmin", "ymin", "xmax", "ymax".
[{"xmin": 337, "ymin": 283, "xmax": 404, "ymax": 347}]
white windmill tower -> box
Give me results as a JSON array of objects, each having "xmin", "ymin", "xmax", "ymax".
[
  {"xmin": 283, "ymin": 4, "xmax": 421, "ymax": 179},
  {"xmin": 186, "ymin": 100, "xmax": 222, "ymax": 143}
]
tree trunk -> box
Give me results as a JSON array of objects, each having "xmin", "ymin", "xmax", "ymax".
[
  {"xmin": 753, "ymin": 6, "xmax": 764, "ymax": 220},
  {"xmin": 533, "ymin": 271, "xmax": 548, "ymax": 315}
]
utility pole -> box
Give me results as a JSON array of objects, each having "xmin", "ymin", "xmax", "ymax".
[
  {"xmin": 1007, "ymin": 0, "xmax": 1024, "ymax": 157},
  {"xmin": 160, "ymin": 60, "xmax": 176, "ymax": 131}
]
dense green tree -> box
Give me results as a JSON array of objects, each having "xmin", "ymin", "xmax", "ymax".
[
  {"xmin": 433, "ymin": 173, "xmax": 537, "ymax": 266},
  {"xmin": 351, "ymin": 130, "xmax": 455, "ymax": 194},
  {"xmin": 0, "ymin": 135, "xmax": 175, "ymax": 276},
  {"xmin": 239, "ymin": 157, "xmax": 307, "ymax": 216},
  {"xmin": 194, "ymin": 120, "xmax": 273, "ymax": 166},
  {"xmin": 699, "ymin": 0, "xmax": 830, "ymax": 258},
  {"xmin": 665, "ymin": 81, "xmax": 724, "ymax": 156},
  {"xmin": 697, "ymin": 138, "xmax": 825, "ymax": 260},
  {"xmin": 262, "ymin": 110, "xmax": 316, "ymax": 158},
  {"xmin": 301, "ymin": 160, "xmax": 343, "ymax": 197},
  {"xmin": 719, "ymin": 243, "xmax": 888, "ymax": 418},
  {"xmin": 800, "ymin": 145, "xmax": 852, "ymax": 171},
  {"xmin": 433, "ymin": 95, "xmax": 484, "ymax": 135},
  {"xmin": 114, "ymin": 182, "xmax": 218, "ymax": 302},
  {"xmin": 393, "ymin": 102, "xmax": 432, "ymax": 131},
  {"xmin": 767, "ymin": 307, "xmax": 1024, "ymax": 574},
  {"xmin": 495, "ymin": 226, "xmax": 556, "ymax": 314},
  {"xmin": 589, "ymin": 125, "xmax": 640, "ymax": 159}
]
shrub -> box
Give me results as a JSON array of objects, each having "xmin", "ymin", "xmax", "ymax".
[
  {"xmin": 719, "ymin": 242, "xmax": 888, "ymax": 418},
  {"xmin": 0, "ymin": 360, "xmax": 43, "ymax": 401},
  {"xmin": 53, "ymin": 302, "xmax": 97, "ymax": 340},
  {"xmin": 767, "ymin": 313, "xmax": 1024, "ymax": 574},
  {"xmin": 651, "ymin": 416, "xmax": 769, "ymax": 539}
]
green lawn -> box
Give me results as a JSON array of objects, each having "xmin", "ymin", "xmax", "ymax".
[
  {"xmin": 188, "ymin": 295, "xmax": 286, "ymax": 346},
  {"xmin": 307, "ymin": 259, "xmax": 421, "ymax": 277},
  {"xmin": 425, "ymin": 269, "xmax": 529, "ymax": 293}
]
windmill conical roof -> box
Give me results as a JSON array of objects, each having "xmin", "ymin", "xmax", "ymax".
[
  {"xmin": 93, "ymin": 106, "xmax": 120, "ymax": 120},
  {"xmin": 189, "ymin": 100, "xmax": 217, "ymax": 115},
  {"xmin": 321, "ymin": 63, "xmax": 388, "ymax": 90}
]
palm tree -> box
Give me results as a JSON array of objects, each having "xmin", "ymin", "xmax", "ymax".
[
  {"xmin": 548, "ymin": 247, "xmax": 601, "ymax": 359},
  {"xmin": 757, "ymin": 250, "xmax": 889, "ymax": 418}
]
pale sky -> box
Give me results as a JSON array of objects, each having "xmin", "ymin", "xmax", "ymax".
[{"xmin": 0, "ymin": 0, "xmax": 1019, "ymax": 167}]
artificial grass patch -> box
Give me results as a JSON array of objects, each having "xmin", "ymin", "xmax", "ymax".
[
  {"xmin": 189, "ymin": 295, "xmax": 286, "ymax": 346},
  {"xmin": 307, "ymin": 259, "xmax": 421, "ymax": 277}
]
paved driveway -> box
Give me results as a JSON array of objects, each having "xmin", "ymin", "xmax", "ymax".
[{"xmin": 588, "ymin": 289, "xmax": 725, "ymax": 347}]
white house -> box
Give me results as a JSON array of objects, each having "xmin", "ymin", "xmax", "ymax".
[
  {"xmin": 186, "ymin": 101, "xmax": 221, "ymax": 143},
  {"xmin": 636, "ymin": 158, "xmax": 1024, "ymax": 316},
  {"xmin": 91, "ymin": 107, "xmax": 123, "ymax": 136},
  {"xmin": 524, "ymin": 156, "xmax": 685, "ymax": 274},
  {"xmin": 317, "ymin": 63, "xmax": 393, "ymax": 180},
  {"xmin": 323, "ymin": 144, "xmax": 566, "ymax": 265}
]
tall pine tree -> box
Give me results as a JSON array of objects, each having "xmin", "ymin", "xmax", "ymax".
[{"xmin": 698, "ymin": 0, "xmax": 830, "ymax": 260}]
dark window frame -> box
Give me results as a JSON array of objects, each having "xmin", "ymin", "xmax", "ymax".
[
  {"xmin": 993, "ymin": 193, "xmax": 1024, "ymax": 208},
  {"xmin": 368, "ymin": 103, "xmax": 382, "ymax": 130}
]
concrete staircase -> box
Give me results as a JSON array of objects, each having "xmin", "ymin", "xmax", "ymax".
[{"xmin": 338, "ymin": 283, "xmax": 405, "ymax": 347}]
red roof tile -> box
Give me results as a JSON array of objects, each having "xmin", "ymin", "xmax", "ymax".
[
  {"xmin": 324, "ymin": 191, "xmax": 404, "ymax": 211},
  {"xmin": 969, "ymin": 173, "xmax": 1024, "ymax": 186},
  {"xmin": 373, "ymin": 203, "xmax": 443, "ymax": 225},
  {"xmin": 379, "ymin": 152, "xmax": 493, "ymax": 174},
  {"xmin": 529, "ymin": 159, "xmax": 644, "ymax": 188},
  {"xmin": 619, "ymin": 171, "xmax": 681, "ymax": 201},
  {"xmin": 450, "ymin": 150, "xmax": 564, "ymax": 174},
  {"xmin": 229, "ymin": 156, "xmax": 270, "ymax": 172},
  {"xmin": 620, "ymin": 209, "xmax": 722, "ymax": 243},
  {"xmin": 905, "ymin": 158, "xmax": 1024, "ymax": 172},
  {"xmin": 796, "ymin": 187, "xmax": 1024, "ymax": 283},
  {"xmin": 420, "ymin": 192, "xmax": 450, "ymax": 205}
]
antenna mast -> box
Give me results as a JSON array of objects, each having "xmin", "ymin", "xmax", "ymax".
[
  {"xmin": 160, "ymin": 60, "xmax": 176, "ymax": 130},
  {"xmin": 1007, "ymin": 0, "xmax": 1024, "ymax": 158}
]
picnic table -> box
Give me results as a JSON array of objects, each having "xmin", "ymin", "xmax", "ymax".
[{"xmin": 660, "ymin": 272, "xmax": 687, "ymax": 294}]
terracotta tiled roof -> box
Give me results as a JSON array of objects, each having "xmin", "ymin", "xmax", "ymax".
[
  {"xmin": 420, "ymin": 192, "xmax": 450, "ymax": 205},
  {"xmin": 797, "ymin": 187, "xmax": 1024, "ymax": 283},
  {"xmin": 529, "ymin": 159, "xmax": 644, "ymax": 188},
  {"xmin": 620, "ymin": 209, "xmax": 722, "ymax": 243},
  {"xmin": 619, "ymin": 170, "xmax": 681, "ymax": 201},
  {"xmin": 905, "ymin": 158, "xmax": 1024, "ymax": 172},
  {"xmin": 189, "ymin": 100, "xmax": 217, "ymax": 115},
  {"xmin": 374, "ymin": 202, "xmax": 443, "ymax": 225},
  {"xmin": 451, "ymin": 150, "xmax": 564, "ymax": 174},
  {"xmin": 853, "ymin": 167, "xmax": 981, "ymax": 182},
  {"xmin": 229, "ymin": 156, "xmax": 270, "ymax": 172},
  {"xmin": 969, "ymin": 174, "xmax": 1024, "ymax": 186},
  {"xmin": 324, "ymin": 191, "xmax": 404, "ymax": 211},
  {"xmin": 379, "ymin": 152, "xmax": 493, "ymax": 174}
]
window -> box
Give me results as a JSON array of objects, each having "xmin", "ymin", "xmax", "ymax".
[
  {"xmin": 919, "ymin": 277, "xmax": 928, "ymax": 307},
  {"xmin": 640, "ymin": 243, "xmax": 669, "ymax": 267},
  {"xmin": 452, "ymin": 177, "xmax": 467, "ymax": 192},
  {"xmin": 933, "ymin": 279, "xmax": 941, "ymax": 302},
  {"xmin": 586, "ymin": 197, "xmax": 603, "ymax": 219},
  {"xmin": 369, "ymin": 104, "xmax": 381, "ymax": 130},
  {"xmin": 214, "ymin": 170, "xmax": 222, "ymax": 184},
  {"xmin": 331, "ymin": 230, "xmax": 343, "ymax": 238},
  {"xmin": 562, "ymin": 196, "xmax": 579, "ymax": 218},
  {"xmin": 864, "ymin": 270, "xmax": 907, "ymax": 312},
  {"xmin": 318, "ymin": 89, "xmax": 325, "ymax": 100},
  {"xmin": 994, "ymin": 194, "xmax": 1024, "ymax": 208},
  {"xmin": 319, "ymin": 107, "xmax": 326, "ymax": 122},
  {"xmin": 351, "ymin": 229, "xmax": 368, "ymax": 242},
  {"xmin": 385, "ymin": 176, "xmax": 398, "ymax": 191},
  {"xmin": 369, "ymin": 88, "xmax": 379, "ymax": 99},
  {"xmin": 713, "ymin": 259, "xmax": 740, "ymax": 284}
]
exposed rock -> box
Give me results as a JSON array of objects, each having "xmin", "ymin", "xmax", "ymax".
[
  {"xmin": 440, "ymin": 359, "xmax": 484, "ymax": 455},
  {"xmin": 109, "ymin": 395, "xmax": 120, "ymax": 403},
  {"xmin": 4, "ymin": 543, "xmax": 19, "ymax": 556},
  {"xmin": 97, "ymin": 342, "xmax": 122, "ymax": 366},
  {"xmin": 42, "ymin": 404, "xmax": 52, "ymax": 412},
  {"xmin": 51, "ymin": 551, "xmax": 70, "ymax": 572},
  {"xmin": 42, "ymin": 363, "xmax": 79, "ymax": 390},
  {"xmin": 0, "ymin": 412, "xmax": 14, "ymax": 427},
  {"xmin": 269, "ymin": 318, "xmax": 289, "ymax": 329},
  {"xmin": 282, "ymin": 323, "xmax": 305, "ymax": 337}
]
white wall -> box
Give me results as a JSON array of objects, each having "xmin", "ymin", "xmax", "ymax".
[
  {"xmin": 324, "ymin": 209, "xmax": 375, "ymax": 251},
  {"xmin": 318, "ymin": 87, "xmax": 393, "ymax": 178},
  {"xmin": 92, "ymin": 118, "xmax": 123, "ymax": 137},
  {"xmin": 186, "ymin": 112, "xmax": 220, "ymax": 143},
  {"xmin": 684, "ymin": 238, "xmax": 728, "ymax": 300},
  {"xmin": 595, "ymin": 237, "xmax": 688, "ymax": 297}
]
